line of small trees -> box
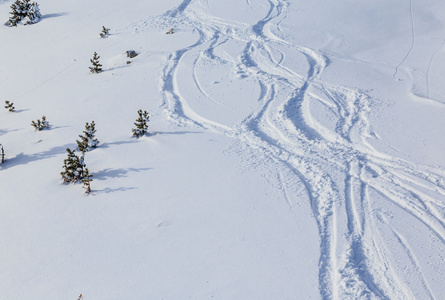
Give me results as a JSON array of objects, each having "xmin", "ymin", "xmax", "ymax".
[
  {"xmin": 2, "ymin": 6, "xmax": 153, "ymax": 194},
  {"xmin": 1, "ymin": 102, "xmax": 151, "ymax": 194}
]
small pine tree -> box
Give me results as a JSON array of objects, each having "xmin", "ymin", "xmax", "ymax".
[
  {"xmin": 81, "ymin": 167, "xmax": 93, "ymax": 194},
  {"xmin": 89, "ymin": 52, "xmax": 102, "ymax": 73},
  {"xmin": 4, "ymin": 101, "xmax": 14, "ymax": 112},
  {"xmin": 99, "ymin": 26, "xmax": 110, "ymax": 38},
  {"xmin": 7, "ymin": 0, "xmax": 22, "ymax": 26},
  {"xmin": 61, "ymin": 148, "xmax": 78, "ymax": 183},
  {"xmin": 0, "ymin": 144, "xmax": 5, "ymax": 164},
  {"xmin": 31, "ymin": 116, "xmax": 49, "ymax": 131},
  {"xmin": 31, "ymin": 115, "xmax": 49, "ymax": 131},
  {"xmin": 132, "ymin": 109, "xmax": 150, "ymax": 137},
  {"xmin": 76, "ymin": 136, "xmax": 88, "ymax": 154},
  {"xmin": 7, "ymin": 0, "xmax": 40, "ymax": 26},
  {"xmin": 77, "ymin": 121, "xmax": 99, "ymax": 154},
  {"xmin": 25, "ymin": 2, "xmax": 41, "ymax": 25},
  {"xmin": 61, "ymin": 148, "xmax": 85, "ymax": 183}
]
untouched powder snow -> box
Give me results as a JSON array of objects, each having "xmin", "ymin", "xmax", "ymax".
[{"xmin": 1, "ymin": 0, "xmax": 445, "ymax": 299}]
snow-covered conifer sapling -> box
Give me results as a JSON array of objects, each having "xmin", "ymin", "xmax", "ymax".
[
  {"xmin": 31, "ymin": 116, "xmax": 49, "ymax": 131},
  {"xmin": 7, "ymin": 0, "xmax": 41, "ymax": 26},
  {"xmin": 4, "ymin": 101, "xmax": 14, "ymax": 112},
  {"xmin": 100, "ymin": 26, "xmax": 110, "ymax": 38},
  {"xmin": 0, "ymin": 144, "xmax": 5, "ymax": 164},
  {"xmin": 77, "ymin": 121, "xmax": 99, "ymax": 154},
  {"xmin": 61, "ymin": 148, "xmax": 85, "ymax": 183},
  {"xmin": 89, "ymin": 52, "xmax": 102, "ymax": 73},
  {"xmin": 132, "ymin": 109, "xmax": 150, "ymax": 138},
  {"xmin": 25, "ymin": 1, "xmax": 40, "ymax": 24},
  {"xmin": 81, "ymin": 167, "xmax": 93, "ymax": 194}
]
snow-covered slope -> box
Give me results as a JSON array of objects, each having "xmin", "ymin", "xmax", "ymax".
[{"xmin": 1, "ymin": 0, "xmax": 445, "ymax": 299}]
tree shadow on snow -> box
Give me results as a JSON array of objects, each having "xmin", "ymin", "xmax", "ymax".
[
  {"xmin": 0, "ymin": 144, "xmax": 71, "ymax": 170},
  {"xmin": 100, "ymin": 132, "xmax": 201, "ymax": 147},
  {"xmin": 14, "ymin": 109, "xmax": 30, "ymax": 113},
  {"xmin": 49, "ymin": 125, "xmax": 71, "ymax": 131},
  {"xmin": 106, "ymin": 65, "xmax": 131, "ymax": 72},
  {"xmin": 92, "ymin": 186, "xmax": 138, "ymax": 195},
  {"xmin": 91, "ymin": 168, "xmax": 151, "ymax": 195},
  {"xmin": 94, "ymin": 167, "xmax": 152, "ymax": 180},
  {"xmin": 150, "ymin": 130, "xmax": 202, "ymax": 136},
  {"xmin": 0, "ymin": 128, "xmax": 22, "ymax": 137},
  {"xmin": 100, "ymin": 140, "xmax": 138, "ymax": 149},
  {"xmin": 41, "ymin": 12, "xmax": 69, "ymax": 20}
]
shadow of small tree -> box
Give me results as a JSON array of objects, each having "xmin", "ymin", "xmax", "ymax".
[
  {"xmin": 94, "ymin": 167, "xmax": 152, "ymax": 180},
  {"xmin": 14, "ymin": 109, "xmax": 30, "ymax": 113},
  {"xmin": 92, "ymin": 186, "xmax": 138, "ymax": 195},
  {"xmin": 0, "ymin": 144, "xmax": 72, "ymax": 170},
  {"xmin": 100, "ymin": 131, "xmax": 201, "ymax": 148},
  {"xmin": 150, "ymin": 130, "xmax": 202, "ymax": 136},
  {"xmin": 0, "ymin": 128, "xmax": 23, "ymax": 137},
  {"xmin": 41, "ymin": 12, "xmax": 69, "ymax": 19},
  {"xmin": 100, "ymin": 140, "xmax": 138, "ymax": 149},
  {"xmin": 89, "ymin": 168, "xmax": 151, "ymax": 195}
]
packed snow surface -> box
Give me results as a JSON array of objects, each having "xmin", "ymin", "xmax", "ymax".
[{"xmin": 1, "ymin": 0, "xmax": 445, "ymax": 299}]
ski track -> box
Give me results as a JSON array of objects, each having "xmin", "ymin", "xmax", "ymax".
[
  {"xmin": 426, "ymin": 36, "xmax": 445, "ymax": 99},
  {"xmin": 393, "ymin": 0, "xmax": 416, "ymax": 80},
  {"xmin": 138, "ymin": 0, "xmax": 445, "ymax": 298},
  {"xmin": 389, "ymin": 225, "xmax": 436, "ymax": 299}
]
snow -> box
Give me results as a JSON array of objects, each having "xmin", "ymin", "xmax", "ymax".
[{"xmin": 1, "ymin": 0, "xmax": 445, "ymax": 299}]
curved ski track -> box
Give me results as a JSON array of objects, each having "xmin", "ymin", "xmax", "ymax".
[
  {"xmin": 393, "ymin": 0, "xmax": 416, "ymax": 80},
  {"xmin": 141, "ymin": 0, "xmax": 445, "ymax": 298}
]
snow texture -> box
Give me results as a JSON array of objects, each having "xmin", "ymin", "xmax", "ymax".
[{"xmin": 1, "ymin": 0, "xmax": 445, "ymax": 299}]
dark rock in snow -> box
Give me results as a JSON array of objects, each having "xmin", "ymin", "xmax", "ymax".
[{"xmin": 126, "ymin": 50, "xmax": 139, "ymax": 58}]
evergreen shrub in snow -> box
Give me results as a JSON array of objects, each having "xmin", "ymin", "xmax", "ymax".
[
  {"xmin": 0, "ymin": 144, "xmax": 5, "ymax": 164},
  {"xmin": 31, "ymin": 116, "xmax": 49, "ymax": 131},
  {"xmin": 61, "ymin": 148, "xmax": 85, "ymax": 183},
  {"xmin": 61, "ymin": 147, "xmax": 93, "ymax": 194},
  {"xmin": 6, "ymin": 0, "xmax": 41, "ymax": 27},
  {"xmin": 81, "ymin": 167, "xmax": 93, "ymax": 194},
  {"xmin": 132, "ymin": 109, "xmax": 150, "ymax": 138},
  {"xmin": 100, "ymin": 26, "xmax": 110, "ymax": 38},
  {"xmin": 4, "ymin": 101, "xmax": 14, "ymax": 112},
  {"xmin": 89, "ymin": 52, "xmax": 102, "ymax": 73},
  {"xmin": 77, "ymin": 121, "xmax": 99, "ymax": 154}
]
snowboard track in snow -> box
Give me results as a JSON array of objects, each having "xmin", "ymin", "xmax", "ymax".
[
  {"xmin": 142, "ymin": 0, "xmax": 445, "ymax": 298},
  {"xmin": 393, "ymin": 0, "xmax": 416, "ymax": 80}
]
